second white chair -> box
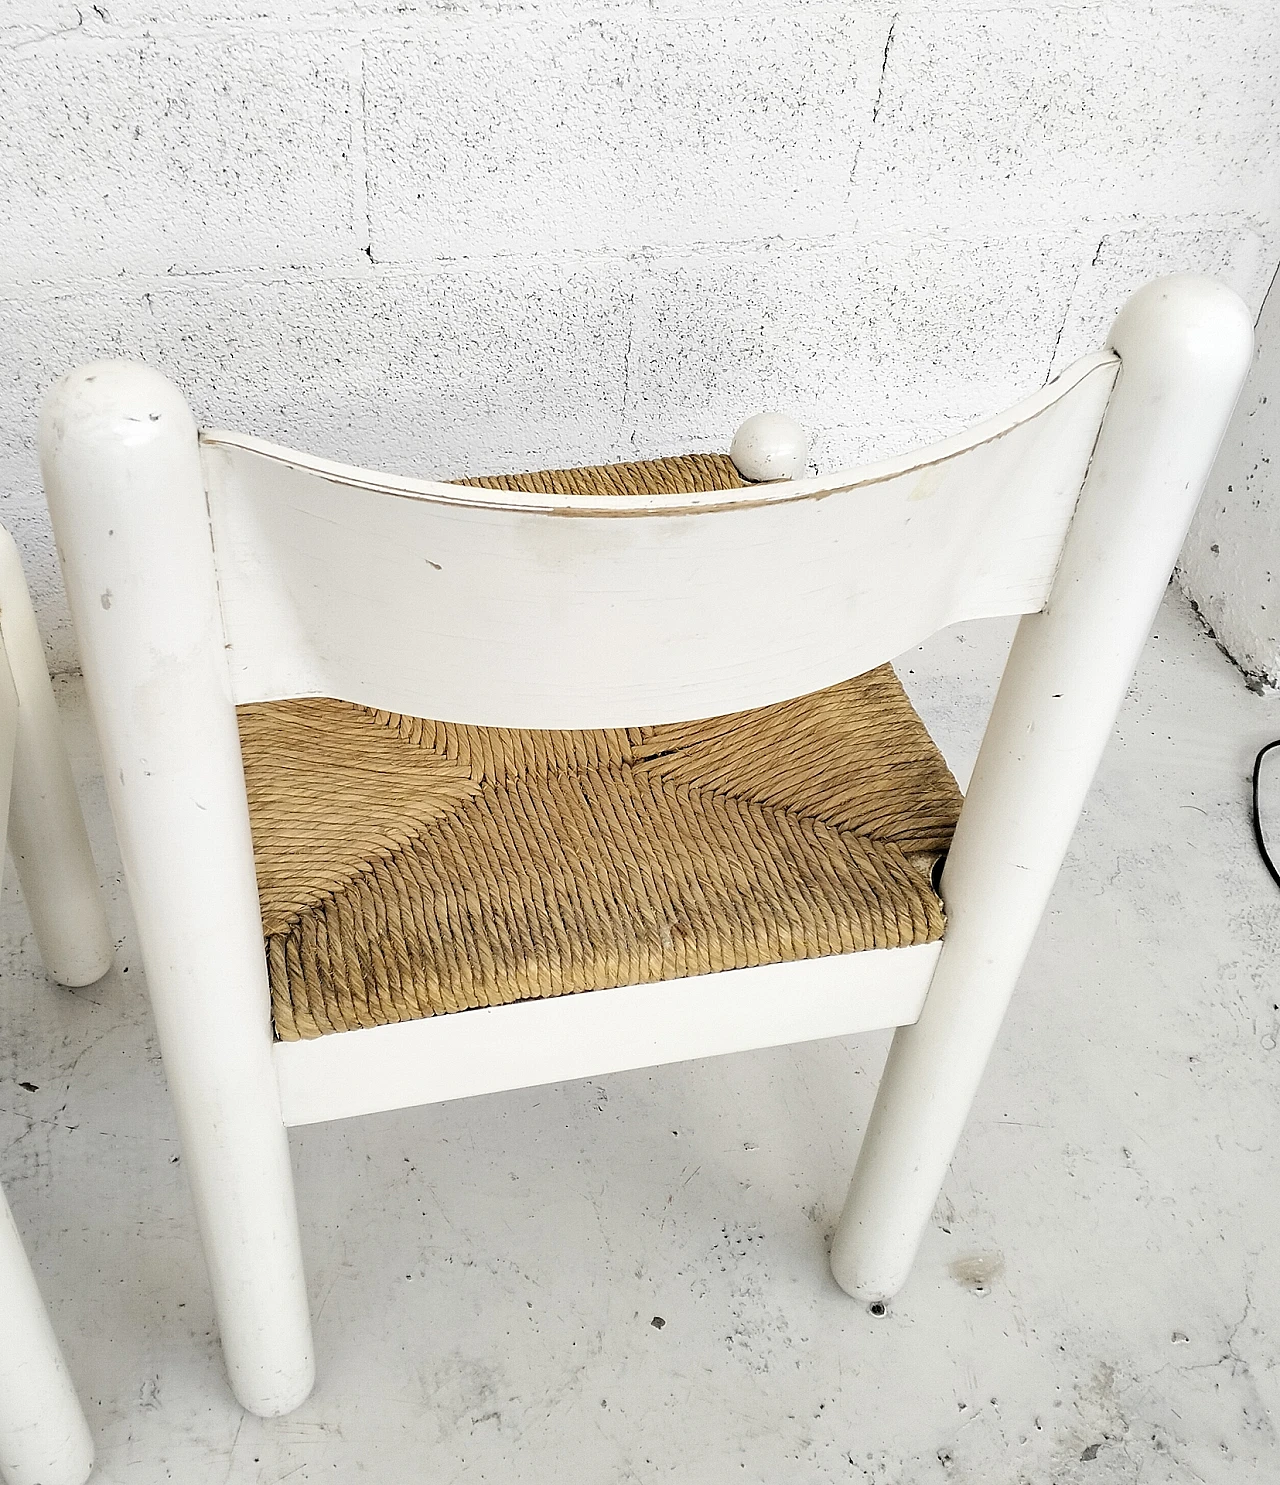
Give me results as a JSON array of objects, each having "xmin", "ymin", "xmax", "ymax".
[{"xmin": 1, "ymin": 525, "xmax": 112, "ymax": 1485}]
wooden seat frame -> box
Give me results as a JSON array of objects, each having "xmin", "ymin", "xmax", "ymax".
[{"xmin": 39, "ymin": 276, "xmax": 1253, "ymax": 1417}]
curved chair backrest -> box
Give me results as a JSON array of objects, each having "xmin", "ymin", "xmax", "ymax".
[{"xmin": 198, "ymin": 353, "xmax": 1116, "ymax": 728}]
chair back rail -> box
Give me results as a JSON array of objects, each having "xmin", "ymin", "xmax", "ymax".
[{"xmin": 198, "ymin": 354, "xmax": 1117, "ymax": 728}]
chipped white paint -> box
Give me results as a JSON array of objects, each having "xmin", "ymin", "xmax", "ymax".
[
  {"xmin": 39, "ymin": 377, "xmax": 316, "ymax": 1419},
  {"xmin": 1, "ymin": 0, "xmax": 1277, "ymax": 672}
]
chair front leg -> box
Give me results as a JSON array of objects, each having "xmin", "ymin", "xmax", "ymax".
[{"xmin": 0, "ymin": 529, "xmax": 112, "ymax": 989}]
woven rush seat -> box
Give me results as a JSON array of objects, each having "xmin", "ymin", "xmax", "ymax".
[{"xmin": 237, "ymin": 452, "xmax": 964, "ymax": 1042}]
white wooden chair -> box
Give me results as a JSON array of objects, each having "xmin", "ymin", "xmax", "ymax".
[
  {"xmin": 1, "ymin": 526, "xmax": 112, "ymax": 1485},
  {"xmin": 39, "ymin": 275, "xmax": 1252, "ymax": 1418}
]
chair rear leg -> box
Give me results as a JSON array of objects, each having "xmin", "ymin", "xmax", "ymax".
[
  {"xmin": 156, "ymin": 993, "xmax": 316, "ymax": 1416},
  {"xmin": 833, "ymin": 278, "xmax": 1257, "ymax": 1301},
  {"xmin": 0, "ymin": 529, "xmax": 111, "ymax": 988},
  {"xmin": 0, "ymin": 1185, "xmax": 94, "ymax": 1485},
  {"xmin": 39, "ymin": 363, "xmax": 314, "ymax": 1416},
  {"xmin": 829, "ymin": 928, "xmax": 1013, "ymax": 1303}
]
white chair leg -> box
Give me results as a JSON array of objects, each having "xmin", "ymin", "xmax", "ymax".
[
  {"xmin": 0, "ymin": 528, "xmax": 112, "ymax": 988},
  {"xmin": 829, "ymin": 910, "xmax": 1026, "ymax": 1302},
  {"xmin": 0, "ymin": 1186, "xmax": 93, "ymax": 1485},
  {"xmin": 832, "ymin": 275, "xmax": 1256, "ymax": 1302},
  {"xmin": 41, "ymin": 363, "xmax": 315, "ymax": 1416},
  {"xmin": 0, "ymin": 567, "xmax": 93, "ymax": 1483}
]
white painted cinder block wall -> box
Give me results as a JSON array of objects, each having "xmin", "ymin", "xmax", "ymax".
[
  {"xmin": 1180, "ymin": 268, "xmax": 1280, "ymax": 687},
  {"xmin": 3, "ymin": 0, "xmax": 1278, "ymax": 674}
]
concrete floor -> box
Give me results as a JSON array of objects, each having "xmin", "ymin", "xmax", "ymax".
[{"xmin": 3, "ymin": 589, "xmax": 1280, "ymax": 1484}]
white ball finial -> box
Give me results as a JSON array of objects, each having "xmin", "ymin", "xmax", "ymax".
[{"xmin": 729, "ymin": 412, "xmax": 810, "ymax": 483}]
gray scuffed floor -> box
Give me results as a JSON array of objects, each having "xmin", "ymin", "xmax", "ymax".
[{"xmin": 3, "ymin": 589, "xmax": 1279, "ymax": 1484}]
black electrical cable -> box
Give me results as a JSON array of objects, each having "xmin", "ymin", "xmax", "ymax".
[{"xmin": 1252, "ymin": 739, "xmax": 1280, "ymax": 892}]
